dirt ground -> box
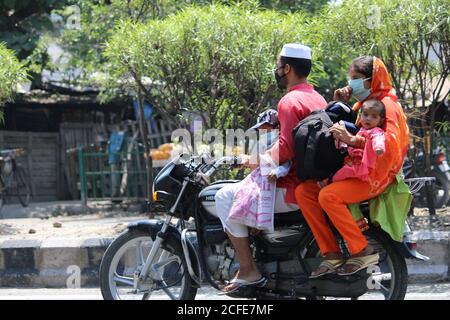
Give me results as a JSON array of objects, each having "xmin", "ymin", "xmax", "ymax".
[
  {"xmin": 0, "ymin": 206, "xmax": 449, "ymax": 241},
  {"xmin": 407, "ymin": 207, "xmax": 450, "ymax": 231},
  {"xmin": 0, "ymin": 212, "xmax": 151, "ymax": 240}
]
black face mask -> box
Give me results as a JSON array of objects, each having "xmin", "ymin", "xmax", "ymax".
[{"xmin": 274, "ymin": 65, "xmax": 287, "ymax": 90}]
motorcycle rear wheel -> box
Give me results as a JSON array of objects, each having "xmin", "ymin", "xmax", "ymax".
[{"xmin": 307, "ymin": 226, "xmax": 408, "ymax": 300}]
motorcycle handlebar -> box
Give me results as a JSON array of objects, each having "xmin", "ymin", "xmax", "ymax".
[{"xmin": 197, "ymin": 155, "xmax": 242, "ymax": 178}]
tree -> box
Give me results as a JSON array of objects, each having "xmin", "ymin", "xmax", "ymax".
[
  {"xmin": 0, "ymin": 0, "xmax": 68, "ymax": 87},
  {"xmin": 258, "ymin": 0, "xmax": 330, "ymax": 13},
  {"xmin": 315, "ymin": 0, "xmax": 449, "ymax": 171},
  {"xmin": 0, "ymin": 0, "xmax": 67, "ymax": 59},
  {"xmin": 50, "ymin": 0, "xmax": 330, "ymax": 88},
  {"xmin": 102, "ymin": 4, "xmax": 326, "ymax": 129},
  {"xmin": 0, "ymin": 43, "xmax": 27, "ymax": 119}
]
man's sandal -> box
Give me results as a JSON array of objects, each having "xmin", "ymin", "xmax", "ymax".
[
  {"xmin": 309, "ymin": 259, "xmax": 346, "ymax": 279},
  {"xmin": 217, "ymin": 277, "xmax": 267, "ymax": 295},
  {"xmin": 337, "ymin": 253, "xmax": 380, "ymax": 276}
]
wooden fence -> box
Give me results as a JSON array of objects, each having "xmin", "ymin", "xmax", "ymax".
[
  {"xmin": 0, "ymin": 119, "xmax": 176, "ymax": 202},
  {"xmin": 0, "ymin": 131, "xmax": 60, "ymax": 202},
  {"xmin": 62, "ymin": 120, "xmax": 176, "ymax": 201},
  {"xmin": 147, "ymin": 119, "xmax": 175, "ymax": 149}
]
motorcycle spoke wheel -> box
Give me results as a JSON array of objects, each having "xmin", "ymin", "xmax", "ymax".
[{"xmin": 100, "ymin": 230, "xmax": 196, "ymax": 300}]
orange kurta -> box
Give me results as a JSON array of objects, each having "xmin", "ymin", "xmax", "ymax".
[{"xmin": 295, "ymin": 57, "xmax": 409, "ymax": 256}]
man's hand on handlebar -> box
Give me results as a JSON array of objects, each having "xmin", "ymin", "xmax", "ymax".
[{"xmin": 239, "ymin": 154, "xmax": 258, "ymax": 170}]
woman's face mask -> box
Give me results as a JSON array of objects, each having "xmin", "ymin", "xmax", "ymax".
[{"xmin": 348, "ymin": 77, "xmax": 371, "ymax": 101}]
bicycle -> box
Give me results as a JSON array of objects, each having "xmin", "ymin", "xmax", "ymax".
[{"xmin": 0, "ymin": 148, "xmax": 32, "ymax": 216}]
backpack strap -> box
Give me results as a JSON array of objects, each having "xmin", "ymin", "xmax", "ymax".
[
  {"xmin": 303, "ymin": 122, "xmax": 330, "ymax": 179},
  {"xmin": 294, "ymin": 110, "xmax": 340, "ymax": 181},
  {"xmin": 303, "ymin": 112, "xmax": 334, "ymax": 179},
  {"xmin": 293, "ymin": 121, "xmax": 311, "ymax": 180}
]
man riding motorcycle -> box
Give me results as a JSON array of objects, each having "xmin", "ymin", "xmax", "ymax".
[{"xmin": 216, "ymin": 43, "xmax": 328, "ymax": 294}]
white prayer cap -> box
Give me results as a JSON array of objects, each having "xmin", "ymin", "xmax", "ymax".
[{"xmin": 279, "ymin": 43, "xmax": 311, "ymax": 60}]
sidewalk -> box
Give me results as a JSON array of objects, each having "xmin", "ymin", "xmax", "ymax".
[
  {"xmin": 0, "ymin": 200, "xmax": 144, "ymax": 219},
  {"xmin": 0, "ymin": 200, "xmax": 148, "ymax": 287},
  {"xmin": 0, "ymin": 201, "xmax": 449, "ymax": 288}
]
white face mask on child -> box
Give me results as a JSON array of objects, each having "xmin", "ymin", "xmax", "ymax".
[{"xmin": 259, "ymin": 130, "xmax": 279, "ymax": 151}]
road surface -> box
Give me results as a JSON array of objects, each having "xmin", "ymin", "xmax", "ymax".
[{"xmin": 0, "ymin": 283, "xmax": 448, "ymax": 300}]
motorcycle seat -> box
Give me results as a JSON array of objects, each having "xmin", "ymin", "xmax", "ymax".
[
  {"xmin": 274, "ymin": 210, "xmax": 305, "ymax": 227},
  {"xmin": 273, "ymin": 202, "xmax": 370, "ymax": 228}
]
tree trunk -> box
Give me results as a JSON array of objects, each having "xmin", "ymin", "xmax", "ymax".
[{"xmin": 137, "ymin": 89, "xmax": 153, "ymax": 210}]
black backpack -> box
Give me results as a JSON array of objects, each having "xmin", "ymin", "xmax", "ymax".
[{"xmin": 292, "ymin": 101, "xmax": 357, "ymax": 181}]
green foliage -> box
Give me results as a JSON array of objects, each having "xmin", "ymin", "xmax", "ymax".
[
  {"xmin": 315, "ymin": 0, "xmax": 449, "ymax": 169},
  {"xmin": 52, "ymin": 0, "xmax": 150, "ymax": 87},
  {"xmin": 53, "ymin": 0, "xmax": 329, "ymax": 88},
  {"xmin": 2, "ymin": 0, "xmax": 447, "ymax": 142},
  {"xmin": 257, "ymin": 0, "xmax": 330, "ymax": 13},
  {"xmin": 0, "ymin": 43, "xmax": 27, "ymax": 120},
  {"xmin": 103, "ymin": 4, "xmax": 326, "ymax": 129},
  {"xmin": 0, "ymin": 0, "xmax": 65, "ymax": 59},
  {"xmin": 316, "ymin": 0, "xmax": 449, "ymax": 106}
]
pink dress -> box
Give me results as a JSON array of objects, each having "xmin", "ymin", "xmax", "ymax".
[
  {"xmin": 332, "ymin": 127, "xmax": 386, "ymax": 182},
  {"xmin": 227, "ymin": 157, "xmax": 291, "ymax": 233}
]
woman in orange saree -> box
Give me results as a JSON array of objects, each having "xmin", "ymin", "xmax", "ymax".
[{"xmin": 294, "ymin": 56, "xmax": 409, "ymax": 277}]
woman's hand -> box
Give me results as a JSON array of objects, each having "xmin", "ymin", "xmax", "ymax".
[
  {"xmin": 329, "ymin": 122, "xmax": 355, "ymax": 146},
  {"xmin": 333, "ymin": 86, "xmax": 352, "ymax": 103}
]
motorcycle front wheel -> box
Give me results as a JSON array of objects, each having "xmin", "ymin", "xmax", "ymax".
[{"xmin": 99, "ymin": 229, "xmax": 197, "ymax": 300}]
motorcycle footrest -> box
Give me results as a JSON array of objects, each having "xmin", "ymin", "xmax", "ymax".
[{"xmin": 269, "ymin": 273, "xmax": 309, "ymax": 283}]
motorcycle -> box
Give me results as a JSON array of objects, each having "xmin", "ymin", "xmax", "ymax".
[
  {"xmin": 99, "ymin": 153, "xmax": 428, "ymax": 300},
  {"xmin": 403, "ymin": 147, "xmax": 450, "ymax": 210}
]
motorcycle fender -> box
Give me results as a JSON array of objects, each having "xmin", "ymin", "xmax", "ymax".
[
  {"xmin": 396, "ymin": 241, "xmax": 430, "ymax": 261},
  {"xmin": 127, "ymin": 220, "xmax": 201, "ymax": 281},
  {"xmin": 127, "ymin": 219, "xmax": 170, "ymax": 240}
]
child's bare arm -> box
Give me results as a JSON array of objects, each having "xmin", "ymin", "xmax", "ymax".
[{"xmin": 371, "ymin": 129, "xmax": 386, "ymax": 155}]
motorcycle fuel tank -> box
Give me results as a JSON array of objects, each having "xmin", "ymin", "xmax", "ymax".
[{"xmin": 198, "ymin": 180, "xmax": 240, "ymax": 218}]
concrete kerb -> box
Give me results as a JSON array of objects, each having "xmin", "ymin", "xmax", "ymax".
[
  {"xmin": 0, "ymin": 237, "xmax": 114, "ymax": 288},
  {"xmin": 0, "ymin": 231, "xmax": 448, "ymax": 288},
  {"xmin": 407, "ymin": 231, "xmax": 450, "ymax": 283}
]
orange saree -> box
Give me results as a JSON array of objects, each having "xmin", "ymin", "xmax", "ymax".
[{"xmin": 353, "ymin": 57, "xmax": 410, "ymax": 196}]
